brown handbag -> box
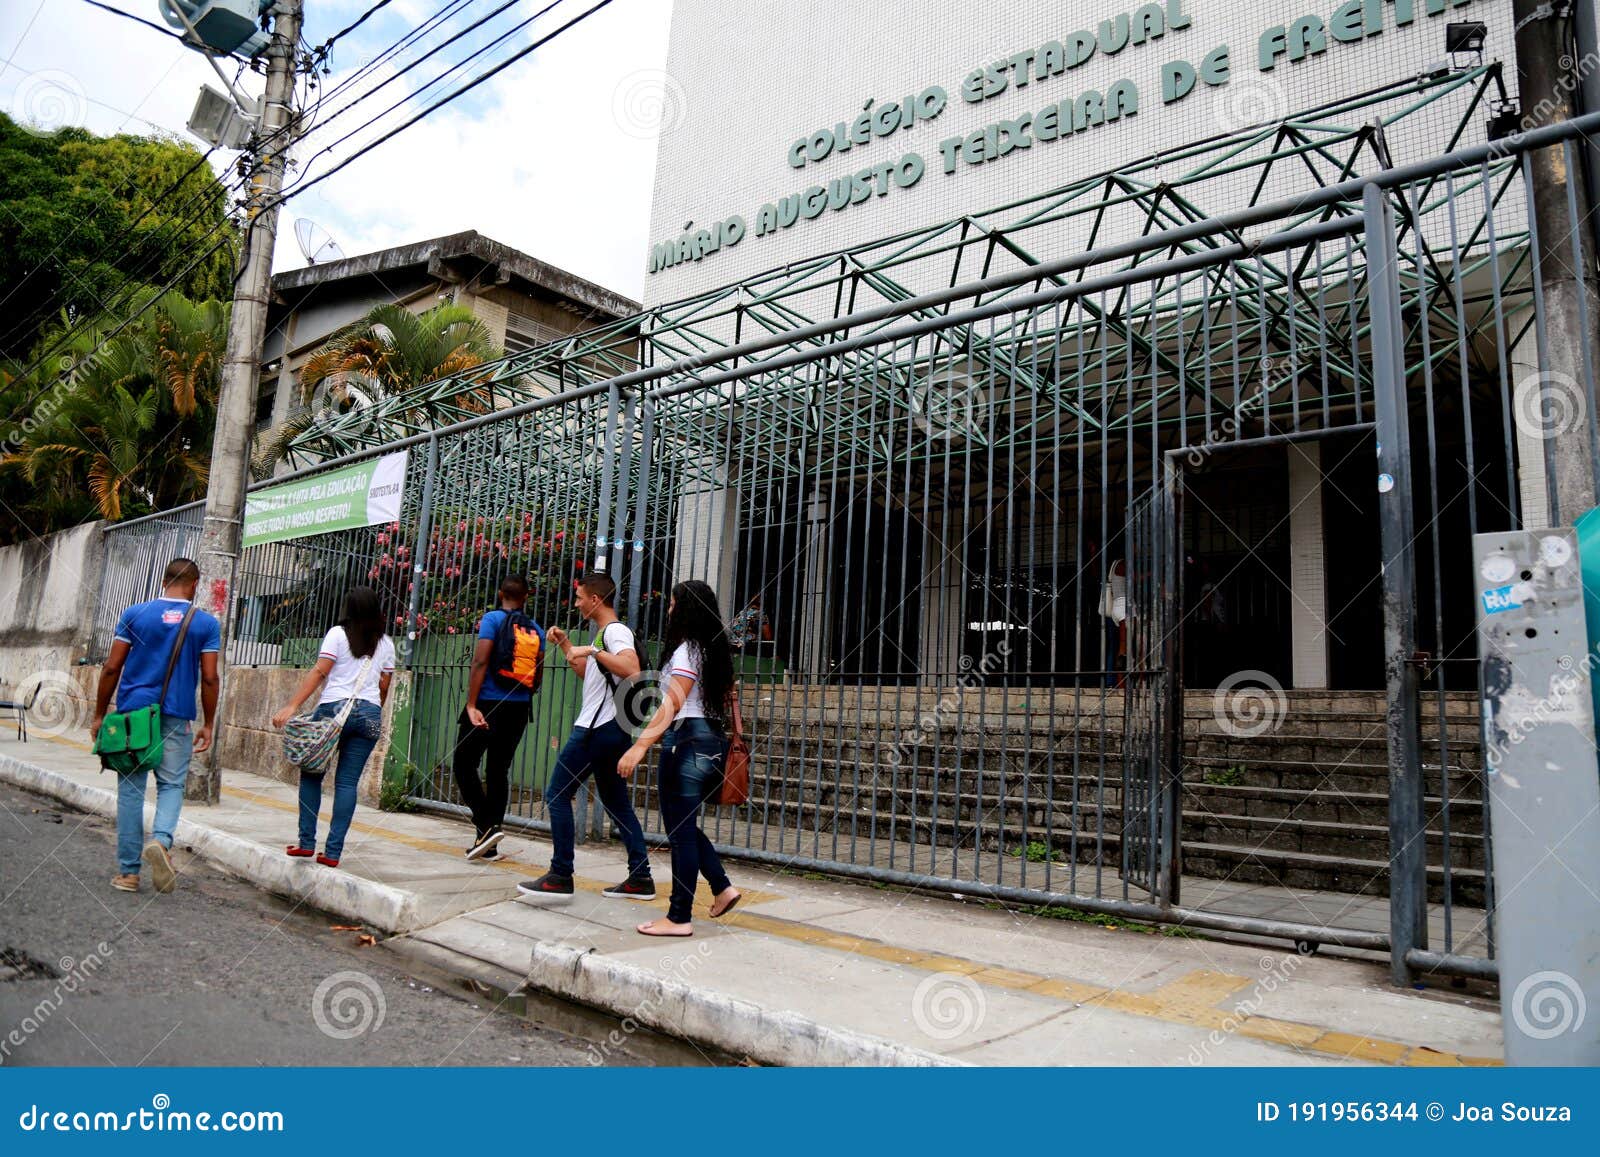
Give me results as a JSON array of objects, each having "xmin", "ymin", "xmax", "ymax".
[{"xmin": 717, "ymin": 687, "xmax": 750, "ymax": 806}]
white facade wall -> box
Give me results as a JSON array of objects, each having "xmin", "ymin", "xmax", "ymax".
[{"xmin": 644, "ymin": 0, "xmax": 1518, "ymax": 307}]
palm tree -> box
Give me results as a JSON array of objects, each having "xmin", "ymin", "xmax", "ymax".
[
  {"xmin": 253, "ymin": 301, "xmax": 501, "ymax": 476},
  {"xmin": 0, "ymin": 290, "xmax": 226, "ymax": 532},
  {"xmin": 4, "ymin": 341, "xmax": 160, "ymax": 521}
]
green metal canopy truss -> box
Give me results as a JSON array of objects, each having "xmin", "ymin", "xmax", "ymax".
[{"xmin": 288, "ymin": 65, "xmax": 1534, "ymax": 493}]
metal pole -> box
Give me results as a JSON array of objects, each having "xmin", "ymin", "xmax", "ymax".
[
  {"xmin": 595, "ymin": 383, "xmax": 620, "ymax": 574},
  {"xmin": 1471, "ymin": 528, "xmax": 1600, "ymax": 1064},
  {"xmin": 1575, "ymin": 0, "xmax": 1600, "ymax": 259},
  {"xmin": 1513, "ymin": 0, "xmax": 1600, "ymax": 516},
  {"xmin": 1365, "ymin": 182, "xmax": 1427, "ymax": 987},
  {"xmin": 189, "ymin": 0, "xmax": 303, "ymax": 803},
  {"xmin": 402, "ymin": 435, "xmax": 440, "ymax": 665}
]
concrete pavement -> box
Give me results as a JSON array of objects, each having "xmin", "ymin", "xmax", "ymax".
[{"xmin": 0, "ymin": 733, "xmax": 1504, "ymax": 1067}]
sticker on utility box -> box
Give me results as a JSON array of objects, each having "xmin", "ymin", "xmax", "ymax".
[{"xmin": 1482, "ymin": 582, "xmax": 1533, "ymax": 614}]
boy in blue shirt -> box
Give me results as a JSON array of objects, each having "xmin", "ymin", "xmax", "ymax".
[
  {"xmin": 91, "ymin": 558, "xmax": 221, "ymax": 894},
  {"xmin": 454, "ymin": 575, "xmax": 543, "ymax": 859}
]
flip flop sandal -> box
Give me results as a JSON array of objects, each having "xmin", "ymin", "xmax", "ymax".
[
  {"xmin": 710, "ymin": 893, "xmax": 741, "ymax": 919},
  {"xmin": 637, "ymin": 922, "xmax": 693, "ymax": 937}
]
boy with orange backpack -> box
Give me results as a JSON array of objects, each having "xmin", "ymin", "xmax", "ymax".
[{"xmin": 454, "ymin": 574, "xmax": 545, "ymax": 859}]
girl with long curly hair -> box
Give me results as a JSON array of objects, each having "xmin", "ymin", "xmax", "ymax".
[{"xmin": 617, "ymin": 579, "xmax": 741, "ymax": 935}]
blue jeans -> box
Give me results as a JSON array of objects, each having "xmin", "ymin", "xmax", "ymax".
[
  {"xmin": 544, "ymin": 720, "xmax": 651, "ymax": 880},
  {"xmin": 296, "ymin": 700, "xmax": 382, "ymax": 860},
  {"xmin": 116, "ymin": 715, "xmax": 193, "ymax": 875},
  {"xmin": 658, "ymin": 718, "xmax": 731, "ymax": 924}
]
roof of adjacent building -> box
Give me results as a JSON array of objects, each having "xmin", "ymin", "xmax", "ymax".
[{"xmin": 269, "ymin": 230, "xmax": 638, "ymax": 321}]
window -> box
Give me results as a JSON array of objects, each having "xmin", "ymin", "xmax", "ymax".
[{"xmin": 503, "ymin": 309, "xmax": 565, "ymax": 355}]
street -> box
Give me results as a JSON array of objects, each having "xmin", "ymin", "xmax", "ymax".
[{"xmin": 0, "ymin": 781, "xmax": 666, "ymax": 1066}]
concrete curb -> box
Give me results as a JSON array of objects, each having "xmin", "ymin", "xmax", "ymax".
[
  {"xmin": 4, "ymin": 750, "xmax": 960, "ymax": 1065},
  {"xmin": 0, "ymin": 753, "xmax": 422, "ymax": 933},
  {"xmin": 526, "ymin": 941, "xmax": 964, "ymax": 1068}
]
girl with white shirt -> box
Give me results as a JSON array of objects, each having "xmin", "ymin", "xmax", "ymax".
[
  {"xmin": 271, "ymin": 587, "xmax": 395, "ymax": 867},
  {"xmin": 617, "ymin": 579, "xmax": 741, "ymax": 935}
]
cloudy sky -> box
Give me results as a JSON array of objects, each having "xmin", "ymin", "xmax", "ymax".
[{"xmin": 0, "ymin": 0, "xmax": 674, "ymax": 302}]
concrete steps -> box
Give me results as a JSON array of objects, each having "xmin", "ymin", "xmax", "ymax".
[{"xmin": 728, "ymin": 686, "xmax": 1485, "ymax": 905}]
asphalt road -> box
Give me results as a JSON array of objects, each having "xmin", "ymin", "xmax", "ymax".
[{"xmin": 0, "ymin": 781, "xmax": 647, "ymax": 1066}]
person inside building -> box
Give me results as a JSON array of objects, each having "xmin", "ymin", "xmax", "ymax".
[{"xmin": 728, "ymin": 592, "xmax": 772, "ymax": 652}]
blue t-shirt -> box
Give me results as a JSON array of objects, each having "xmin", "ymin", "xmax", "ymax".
[
  {"xmin": 476, "ymin": 608, "xmax": 542, "ymax": 703},
  {"xmin": 112, "ymin": 598, "xmax": 222, "ymax": 721}
]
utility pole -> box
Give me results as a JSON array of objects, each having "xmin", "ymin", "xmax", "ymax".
[
  {"xmin": 189, "ymin": 0, "xmax": 304, "ymax": 803},
  {"xmin": 1513, "ymin": 0, "xmax": 1600, "ymax": 526}
]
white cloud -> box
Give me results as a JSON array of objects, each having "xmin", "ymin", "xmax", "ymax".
[{"xmin": 0, "ymin": 0, "xmax": 674, "ymax": 305}]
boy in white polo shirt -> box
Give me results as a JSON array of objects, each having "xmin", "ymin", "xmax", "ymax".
[{"xmin": 518, "ymin": 573, "xmax": 655, "ymax": 899}]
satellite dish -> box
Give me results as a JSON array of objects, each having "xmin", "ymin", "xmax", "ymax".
[{"xmin": 294, "ymin": 219, "xmax": 345, "ymax": 265}]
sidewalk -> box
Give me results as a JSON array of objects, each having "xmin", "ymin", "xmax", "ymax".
[{"xmin": 0, "ymin": 734, "xmax": 1503, "ymax": 1067}]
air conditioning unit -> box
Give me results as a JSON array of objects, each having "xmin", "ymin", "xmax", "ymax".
[{"xmin": 158, "ymin": 0, "xmax": 271, "ymax": 58}]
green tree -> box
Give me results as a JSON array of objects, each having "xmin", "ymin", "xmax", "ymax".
[
  {"xmin": 253, "ymin": 301, "xmax": 502, "ymax": 475},
  {"xmin": 0, "ymin": 113, "xmax": 236, "ymax": 362},
  {"xmin": 0, "ymin": 289, "xmax": 227, "ymax": 539}
]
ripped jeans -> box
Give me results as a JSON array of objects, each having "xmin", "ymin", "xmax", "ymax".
[{"xmin": 657, "ymin": 717, "xmax": 730, "ymax": 923}]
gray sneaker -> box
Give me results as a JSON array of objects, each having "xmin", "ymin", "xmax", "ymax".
[{"xmin": 143, "ymin": 840, "xmax": 176, "ymax": 893}]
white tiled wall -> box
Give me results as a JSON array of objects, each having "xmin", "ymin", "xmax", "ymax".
[{"xmin": 644, "ymin": 0, "xmax": 1519, "ymax": 307}]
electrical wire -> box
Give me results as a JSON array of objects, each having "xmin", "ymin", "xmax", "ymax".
[
  {"xmin": 77, "ymin": 1, "xmax": 190, "ymax": 46},
  {"xmin": 1, "ymin": 0, "xmax": 517, "ymax": 359},
  {"xmin": 5, "ymin": 0, "xmax": 616, "ymax": 431},
  {"xmin": 290, "ymin": 0, "xmax": 554, "ymax": 185},
  {"xmin": 279, "ymin": 0, "xmax": 612, "ymax": 203},
  {"xmin": 313, "ymin": 0, "xmax": 399, "ymax": 61}
]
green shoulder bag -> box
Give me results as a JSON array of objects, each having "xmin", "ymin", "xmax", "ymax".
[{"xmin": 94, "ymin": 605, "xmax": 197, "ymax": 775}]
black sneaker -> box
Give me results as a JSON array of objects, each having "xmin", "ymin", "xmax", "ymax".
[
  {"xmin": 602, "ymin": 875, "xmax": 656, "ymax": 900},
  {"xmin": 466, "ymin": 827, "xmax": 505, "ymax": 860},
  {"xmin": 517, "ymin": 872, "xmax": 575, "ymax": 897}
]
